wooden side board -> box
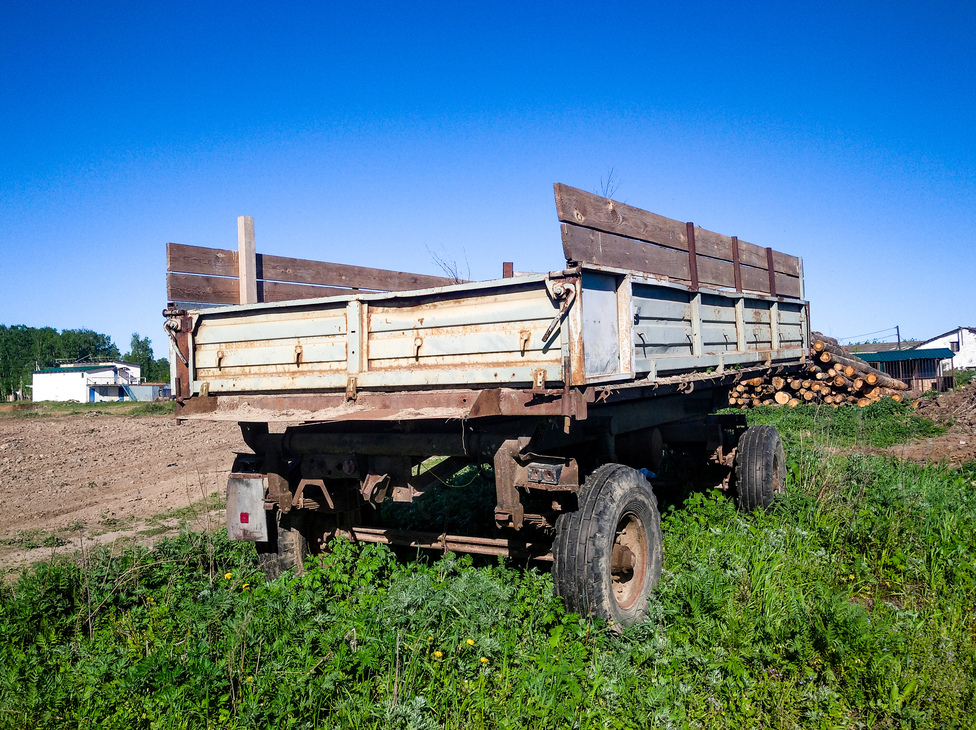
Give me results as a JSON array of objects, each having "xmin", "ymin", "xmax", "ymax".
[
  {"xmin": 167, "ymin": 242, "xmax": 459, "ymax": 306},
  {"xmin": 167, "ymin": 186, "xmax": 805, "ymax": 307},
  {"xmin": 554, "ymin": 183, "xmax": 802, "ymax": 298}
]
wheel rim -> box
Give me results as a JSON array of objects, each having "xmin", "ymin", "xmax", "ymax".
[{"xmin": 611, "ymin": 511, "xmax": 647, "ymax": 611}]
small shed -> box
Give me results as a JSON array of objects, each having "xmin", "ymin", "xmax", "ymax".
[
  {"xmin": 856, "ymin": 348, "xmax": 956, "ymax": 393},
  {"xmin": 128, "ymin": 383, "xmax": 172, "ymax": 401}
]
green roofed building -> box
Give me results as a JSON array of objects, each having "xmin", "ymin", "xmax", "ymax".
[{"xmin": 855, "ymin": 348, "xmax": 956, "ymax": 393}]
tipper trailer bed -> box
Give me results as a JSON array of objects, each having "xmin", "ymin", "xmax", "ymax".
[{"xmin": 165, "ymin": 183, "xmax": 810, "ymax": 626}]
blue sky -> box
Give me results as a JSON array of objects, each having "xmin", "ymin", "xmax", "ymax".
[{"xmin": 1, "ymin": 1, "xmax": 974, "ymax": 359}]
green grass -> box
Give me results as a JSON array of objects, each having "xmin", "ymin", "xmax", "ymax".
[
  {"xmin": 0, "ymin": 530, "xmax": 67, "ymax": 551},
  {"xmin": 3, "ymin": 400, "xmax": 174, "ymax": 419},
  {"xmin": 0, "ymin": 406, "xmax": 973, "ymax": 728},
  {"xmin": 732, "ymin": 398, "xmax": 944, "ymax": 450}
]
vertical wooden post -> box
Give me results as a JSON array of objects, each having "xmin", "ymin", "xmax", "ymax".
[
  {"xmin": 731, "ymin": 236, "xmax": 742, "ymax": 292},
  {"xmin": 685, "ymin": 222, "xmax": 699, "ymax": 291},
  {"xmin": 238, "ymin": 216, "xmax": 258, "ymax": 305},
  {"xmin": 765, "ymin": 247, "xmax": 777, "ymax": 296}
]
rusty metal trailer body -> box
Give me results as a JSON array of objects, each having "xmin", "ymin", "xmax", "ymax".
[
  {"xmin": 166, "ymin": 183, "xmax": 809, "ymax": 626},
  {"xmin": 177, "ymin": 266, "xmax": 807, "ymax": 409}
]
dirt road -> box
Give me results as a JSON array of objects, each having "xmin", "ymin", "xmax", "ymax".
[{"xmin": 0, "ymin": 411, "xmax": 245, "ymax": 573}]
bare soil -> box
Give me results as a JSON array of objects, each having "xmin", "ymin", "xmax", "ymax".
[
  {"xmin": 0, "ymin": 410, "xmax": 245, "ymax": 574},
  {"xmin": 878, "ymin": 384, "xmax": 976, "ymax": 465}
]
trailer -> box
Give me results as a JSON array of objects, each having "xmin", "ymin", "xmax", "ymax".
[{"xmin": 165, "ymin": 183, "xmax": 810, "ymax": 626}]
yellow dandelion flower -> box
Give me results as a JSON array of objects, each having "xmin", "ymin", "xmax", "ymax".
[
  {"xmin": 242, "ymin": 583, "xmax": 250, "ymax": 591},
  {"xmin": 466, "ymin": 638, "xmax": 475, "ymax": 646},
  {"xmin": 427, "ymin": 636, "xmax": 433, "ymax": 642},
  {"xmin": 224, "ymin": 572, "xmax": 232, "ymax": 580},
  {"xmin": 480, "ymin": 657, "xmax": 488, "ymax": 664},
  {"xmin": 245, "ymin": 676, "xmax": 253, "ymax": 683},
  {"xmin": 433, "ymin": 650, "xmax": 443, "ymax": 659}
]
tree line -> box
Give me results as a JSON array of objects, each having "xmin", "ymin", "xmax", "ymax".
[{"xmin": 0, "ymin": 325, "xmax": 170, "ymax": 400}]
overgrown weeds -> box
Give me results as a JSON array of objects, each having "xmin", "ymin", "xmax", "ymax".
[
  {"xmin": 0, "ymin": 406, "xmax": 974, "ymax": 728},
  {"xmin": 737, "ymin": 398, "xmax": 944, "ymax": 450}
]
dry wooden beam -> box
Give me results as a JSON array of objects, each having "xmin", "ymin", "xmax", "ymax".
[{"xmin": 238, "ymin": 216, "xmax": 258, "ymax": 305}]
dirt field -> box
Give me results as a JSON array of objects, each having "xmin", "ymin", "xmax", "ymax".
[
  {"xmin": 0, "ymin": 409, "xmax": 245, "ymax": 573},
  {"xmin": 882, "ymin": 383, "xmax": 976, "ymax": 465}
]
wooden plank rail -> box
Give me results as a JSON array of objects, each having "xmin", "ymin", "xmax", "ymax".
[
  {"xmin": 554, "ymin": 183, "xmax": 802, "ymax": 298},
  {"xmin": 167, "ymin": 185, "xmax": 805, "ymax": 307},
  {"xmin": 167, "ymin": 241, "xmax": 460, "ymax": 306}
]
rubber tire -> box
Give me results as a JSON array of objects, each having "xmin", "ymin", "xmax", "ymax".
[
  {"xmin": 734, "ymin": 425, "xmax": 786, "ymax": 512},
  {"xmin": 255, "ymin": 508, "xmax": 282, "ymax": 580},
  {"xmin": 276, "ymin": 511, "xmax": 309, "ymax": 575},
  {"xmin": 553, "ymin": 464, "xmax": 663, "ymax": 628}
]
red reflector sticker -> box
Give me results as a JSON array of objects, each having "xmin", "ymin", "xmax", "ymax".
[{"xmin": 240, "ymin": 512, "xmax": 249, "ymax": 524}]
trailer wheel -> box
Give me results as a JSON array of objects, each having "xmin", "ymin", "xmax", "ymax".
[
  {"xmin": 734, "ymin": 425, "xmax": 786, "ymax": 512},
  {"xmin": 553, "ymin": 464, "xmax": 663, "ymax": 628}
]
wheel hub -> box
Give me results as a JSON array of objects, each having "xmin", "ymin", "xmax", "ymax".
[{"xmin": 611, "ymin": 512, "xmax": 647, "ymax": 611}]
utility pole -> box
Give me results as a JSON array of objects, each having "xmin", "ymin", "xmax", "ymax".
[{"xmin": 896, "ymin": 325, "xmax": 901, "ymax": 350}]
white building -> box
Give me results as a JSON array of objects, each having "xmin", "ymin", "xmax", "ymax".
[
  {"xmin": 32, "ymin": 362, "xmax": 142, "ymax": 403},
  {"xmin": 916, "ymin": 327, "xmax": 976, "ymax": 373}
]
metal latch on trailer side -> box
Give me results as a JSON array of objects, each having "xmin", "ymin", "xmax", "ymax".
[{"xmin": 542, "ymin": 281, "xmax": 577, "ymax": 342}]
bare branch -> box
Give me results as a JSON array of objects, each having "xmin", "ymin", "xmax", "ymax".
[
  {"xmin": 599, "ymin": 167, "xmax": 620, "ymax": 199},
  {"xmin": 426, "ymin": 246, "xmax": 470, "ymax": 285}
]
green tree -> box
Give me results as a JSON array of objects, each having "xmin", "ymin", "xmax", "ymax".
[
  {"xmin": 123, "ymin": 334, "xmax": 171, "ymax": 383},
  {"xmin": 148, "ymin": 357, "xmax": 171, "ymax": 383},
  {"xmin": 58, "ymin": 329, "xmax": 120, "ymax": 362},
  {"xmin": 124, "ymin": 333, "xmax": 154, "ymax": 378},
  {"xmin": 0, "ymin": 325, "xmax": 120, "ymax": 399}
]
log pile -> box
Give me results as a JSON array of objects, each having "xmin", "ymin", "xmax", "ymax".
[{"xmin": 728, "ymin": 332, "xmax": 915, "ymax": 409}]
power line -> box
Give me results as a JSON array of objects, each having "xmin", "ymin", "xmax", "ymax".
[{"xmin": 837, "ymin": 326, "xmax": 899, "ymax": 343}]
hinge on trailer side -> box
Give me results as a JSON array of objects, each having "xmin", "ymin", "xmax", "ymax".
[
  {"xmin": 346, "ymin": 375, "xmax": 357, "ymax": 401},
  {"xmin": 542, "ymin": 282, "xmax": 576, "ymax": 342}
]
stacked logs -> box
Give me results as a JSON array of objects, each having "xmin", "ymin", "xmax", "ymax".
[{"xmin": 728, "ymin": 332, "xmax": 913, "ymax": 409}]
